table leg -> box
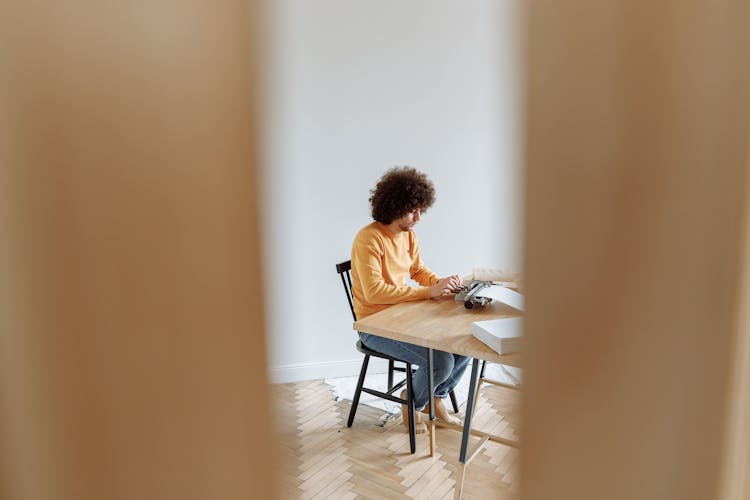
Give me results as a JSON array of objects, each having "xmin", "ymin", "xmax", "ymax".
[
  {"xmin": 427, "ymin": 348, "xmax": 435, "ymax": 457},
  {"xmin": 455, "ymin": 464, "xmax": 467, "ymax": 500},
  {"xmin": 455, "ymin": 358, "xmax": 481, "ymax": 499}
]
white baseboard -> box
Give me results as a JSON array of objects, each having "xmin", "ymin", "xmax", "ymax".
[{"xmin": 270, "ymin": 357, "xmax": 391, "ymax": 384}]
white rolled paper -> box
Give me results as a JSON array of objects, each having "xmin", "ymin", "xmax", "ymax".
[{"xmin": 471, "ymin": 267, "xmax": 518, "ymax": 282}]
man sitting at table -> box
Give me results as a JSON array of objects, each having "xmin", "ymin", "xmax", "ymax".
[{"xmin": 351, "ymin": 166, "xmax": 468, "ymax": 433}]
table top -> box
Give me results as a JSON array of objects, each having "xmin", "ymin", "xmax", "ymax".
[{"xmin": 353, "ymin": 297, "xmax": 522, "ymax": 368}]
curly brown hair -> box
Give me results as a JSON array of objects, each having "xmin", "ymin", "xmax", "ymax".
[{"xmin": 369, "ymin": 167, "xmax": 436, "ymax": 224}]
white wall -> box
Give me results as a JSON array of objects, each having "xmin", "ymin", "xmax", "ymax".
[{"xmin": 262, "ymin": 0, "xmax": 523, "ymax": 382}]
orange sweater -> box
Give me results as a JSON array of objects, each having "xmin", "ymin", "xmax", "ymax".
[{"xmin": 351, "ymin": 222, "xmax": 439, "ymax": 319}]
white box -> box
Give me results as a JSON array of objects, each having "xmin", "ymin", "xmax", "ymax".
[{"xmin": 471, "ymin": 317, "xmax": 523, "ymax": 354}]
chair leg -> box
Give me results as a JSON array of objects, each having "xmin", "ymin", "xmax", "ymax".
[
  {"xmin": 448, "ymin": 390, "xmax": 459, "ymax": 414},
  {"xmin": 347, "ymin": 354, "xmax": 370, "ymax": 427},
  {"xmin": 405, "ymin": 362, "xmax": 416, "ymax": 454},
  {"xmin": 480, "ymin": 360, "xmax": 487, "ymax": 379},
  {"xmin": 387, "ymin": 359, "xmax": 394, "ymax": 390}
]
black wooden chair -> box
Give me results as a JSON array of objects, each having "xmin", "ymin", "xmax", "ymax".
[{"xmin": 336, "ymin": 260, "xmax": 459, "ymax": 454}]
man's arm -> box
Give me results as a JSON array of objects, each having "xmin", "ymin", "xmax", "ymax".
[
  {"xmin": 409, "ymin": 251, "xmax": 440, "ymax": 287},
  {"xmin": 352, "ymin": 237, "xmax": 431, "ymax": 305},
  {"xmin": 408, "ymin": 232, "xmax": 463, "ymax": 296},
  {"xmin": 408, "ymin": 232, "xmax": 439, "ymax": 286}
]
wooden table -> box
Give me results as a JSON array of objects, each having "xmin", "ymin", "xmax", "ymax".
[{"xmin": 353, "ymin": 297, "xmax": 522, "ymax": 499}]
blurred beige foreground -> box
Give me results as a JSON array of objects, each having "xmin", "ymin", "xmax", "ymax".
[
  {"xmin": 1, "ymin": 2, "xmax": 749, "ymax": 500},
  {"xmin": 0, "ymin": 2, "xmax": 276, "ymax": 499},
  {"xmin": 522, "ymin": 3, "xmax": 750, "ymax": 500}
]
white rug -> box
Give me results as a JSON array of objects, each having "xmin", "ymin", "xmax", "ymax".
[{"xmin": 325, "ymin": 362, "xmax": 521, "ymax": 414}]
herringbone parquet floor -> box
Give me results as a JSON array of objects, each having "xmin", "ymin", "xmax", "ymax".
[{"xmin": 271, "ymin": 378, "xmax": 520, "ymax": 499}]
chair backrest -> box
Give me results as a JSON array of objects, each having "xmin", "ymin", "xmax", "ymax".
[{"xmin": 335, "ymin": 260, "xmax": 357, "ymax": 321}]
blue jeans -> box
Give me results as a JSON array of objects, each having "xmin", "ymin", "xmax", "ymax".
[{"xmin": 359, "ymin": 332, "xmax": 471, "ymax": 410}]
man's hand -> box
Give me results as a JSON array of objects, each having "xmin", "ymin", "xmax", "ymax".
[{"xmin": 429, "ymin": 275, "xmax": 463, "ymax": 299}]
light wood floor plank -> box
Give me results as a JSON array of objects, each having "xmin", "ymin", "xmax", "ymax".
[{"xmin": 271, "ymin": 377, "xmax": 519, "ymax": 499}]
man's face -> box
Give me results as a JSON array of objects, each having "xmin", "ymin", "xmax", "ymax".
[{"xmin": 393, "ymin": 208, "xmax": 422, "ymax": 232}]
